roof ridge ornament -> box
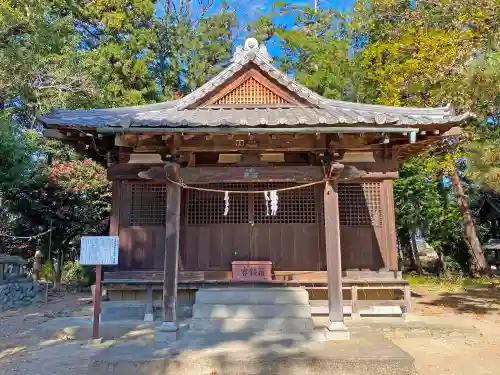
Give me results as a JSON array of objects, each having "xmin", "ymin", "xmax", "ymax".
[{"xmin": 233, "ymin": 38, "xmax": 272, "ymax": 63}]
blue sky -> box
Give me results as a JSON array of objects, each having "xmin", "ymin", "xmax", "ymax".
[
  {"xmin": 224, "ymin": 1, "xmax": 356, "ymax": 55},
  {"xmin": 156, "ymin": 1, "xmax": 356, "ymax": 57}
]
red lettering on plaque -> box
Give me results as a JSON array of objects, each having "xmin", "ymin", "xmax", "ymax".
[{"xmin": 232, "ymin": 261, "xmax": 272, "ymax": 281}]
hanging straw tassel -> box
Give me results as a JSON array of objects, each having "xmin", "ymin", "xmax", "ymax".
[
  {"xmin": 270, "ymin": 190, "xmax": 278, "ymax": 216},
  {"xmin": 264, "ymin": 191, "xmax": 270, "ymax": 216},
  {"xmin": 223, "ymin": 191, "xmax": 230, "ymax": 216}
]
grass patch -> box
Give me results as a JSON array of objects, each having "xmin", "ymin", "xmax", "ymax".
[{"xmin": 404, "ymin": 274, "xmax": 498, "ymax": 293}]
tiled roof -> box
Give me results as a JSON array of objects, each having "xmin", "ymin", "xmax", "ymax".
[{"xmin": 39, "ymin": 38, "xmax": 472, "ymax": 130}]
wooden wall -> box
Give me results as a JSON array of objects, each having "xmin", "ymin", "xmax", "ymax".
[
  {"xmin": 109, "ymin": 172, "xmax": 398, "ymax": 273},
  {"xmin": 113, "ymin": 181, "xmax": 167, "ymax": 270},
  {"xmin": 338, "ymin": 180, "xmax": 397, "ymax": 271}
]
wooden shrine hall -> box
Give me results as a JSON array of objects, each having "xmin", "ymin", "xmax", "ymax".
[{"xmin": 40, "ymin": 38, "xmax": 470, "ymax": 337}]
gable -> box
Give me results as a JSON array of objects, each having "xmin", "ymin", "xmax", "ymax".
[
  {"xmin": 193, "ymin": 66, "xmax": 312, "ymax": 108},
  {"xmin": 215, "ymin": 76, "xmax": 289, "ymax": 106}
]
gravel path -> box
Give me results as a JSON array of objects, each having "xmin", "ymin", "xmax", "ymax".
[{"xmin": 0, "ymin": 291, "xmax": 94, "ymax": 375}]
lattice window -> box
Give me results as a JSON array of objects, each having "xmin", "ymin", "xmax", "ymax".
[
  {"xmin": 215, "ymin": 77, "xmax": 290, "ymax": 105},
  {"xmin": 187, "ymin": 183, "xmax": 249, "ymax": 225},
  {"xmin": 253, "ymin": 183, "xmax": 316, "ymax": 224},
  {"xmin": 339, "ymin": 183, "xmax": 382, "ymax": 226},
  {"xmin": 186, "ymin": 183, "xmax": 316, "ymax": 225},
  {"xmin": 128, "ymin": 183, "xmax": 167, "ymax": 226}
]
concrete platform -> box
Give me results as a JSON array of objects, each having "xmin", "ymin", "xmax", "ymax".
[
  {"xmin": 101, "ymin": 300, "xmax": 193, "ymax": 321},
  {"xmin": 89, "ymin": 330, "xmax": 416, "ymax": 375},
  {"xmin": 195, "ymin": 287, "xmax": 311, "ymax": 305},
  {"xmin": 192, "ymin": 304, "xmax": 312, "ymax": 318},
  {"xmin": 190, "ymin": 317, "xmax": 315, "ymax": 333}
]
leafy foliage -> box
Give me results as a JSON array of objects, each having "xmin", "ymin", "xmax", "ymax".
[
  {"xmin": 0, "ymin": 116, "xmax": 37, "ymax": 191},
  {"xmin": 1, "ymin": 0, "xmax": 500, "ymax": 276},
  {"xmin": 62, "ymin": 260, "xmax": 95, "ymax": 287},
  {"xmin": 250, "ymin": 4, "xmax": 357, "ymax": 100},
  {"xmin": 73, "ymin": 0, "xmax": 159, "ymax": 106},
  {"xmin": 154, "ymin": 1, "xmax": 238, "ymax": 97},
  {"xmin": 0, "ymin": 0, "xmax": 95, "ymax": 123}
]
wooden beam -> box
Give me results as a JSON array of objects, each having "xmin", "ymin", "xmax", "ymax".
[
  {"xmin": 180, "ymin": 166, "xmax": 324, "ymax": 183},
  {"xmin": 165, "ymin": 162, "xmax": 180, "ymax": 181},
  {"xmin": 187, "ymin": 153, "xmax": 196, "ymax": 167},
  {"xmin": 137, "ymin": 166, "xmax": 167, "ymax": 181},
  {"xmin": 162, "ymin": 183, "xmax": 181, "ymax": 325},
  {"xmin": 165, "ymin": 134, "xmax": 181, "ymax": 157},
  {"xmin": 111, "ymin": 164, "xmax": 326, "ymax": 182},
  {"xmin": 107, "ymin": 163, "xmax": 165, "ymax": 180}
]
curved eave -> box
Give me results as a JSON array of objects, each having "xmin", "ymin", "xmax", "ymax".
[{"xmin": 39, "ymin": 108, "xmax": 472, "ymax": 130}]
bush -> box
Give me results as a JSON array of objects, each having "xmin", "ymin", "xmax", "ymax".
[
  {"xmin": 62, "ymin": 260, "xmax": 95, "ymax": 287},
  {"xmin": 40, "ymin": 262, "xmax": 53, "ymax": 281}
]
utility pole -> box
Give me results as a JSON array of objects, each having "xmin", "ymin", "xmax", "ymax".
[{"xmin": 314, "ymin": 0, "xmax": 318, "ymax": 12}]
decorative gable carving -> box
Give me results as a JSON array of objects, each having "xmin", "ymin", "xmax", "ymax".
[
  {"xmin": 215, "ymin": 76, "xmax": 290, "ymax": 105},
  {"xmin": 197, "ymin": 68, "xmax": 310, "ymax": 108}
]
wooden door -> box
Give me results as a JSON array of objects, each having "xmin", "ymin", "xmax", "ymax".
[
  {"xmin": 183, "ymin": 182, "xmax": 324, "ymax": 271},
  {"xmin": 183, "ymin": 183, "xmax": 251, "ymax": 270},
  {"xmin": 250, "ymin": 182, "xmax": 323, "ymax": 271}
]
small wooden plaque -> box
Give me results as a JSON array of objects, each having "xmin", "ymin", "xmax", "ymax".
[{"xmin": 232, "ymin": 261, "xmax": 272, "ymax": 281}]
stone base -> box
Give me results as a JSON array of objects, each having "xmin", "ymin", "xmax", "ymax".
[
  {"xmin": 143, "ymin": 313, "xmax": 154, "ymax": 322},
  {"xmin": 100, "ymin": 301, "xmax": 193, "ymax": 322},
  {"xmin": 155, "ymin": 322, "xmax": 179, "ymax": 343},
  {"xmin": 89, "ymin": 330, "xmax": 415, "ymax": 375},
  {"xmin": 324, "ymin": 321, "xmax": 351, "ymax": 341}
]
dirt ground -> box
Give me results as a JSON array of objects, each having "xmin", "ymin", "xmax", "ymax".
[
  {"xmin": 391, "ymin": 284, "xmax": 500, "ymax": 375},
  {"xmin": 0, "ymin": 285, "xmax": 499, "ymax": 375}
]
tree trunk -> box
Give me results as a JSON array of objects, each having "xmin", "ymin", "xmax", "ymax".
[
  {"xmin": 450, "ymin": 170, "xmax": 489, "ymax": 275},
  {"xmin": 410, "ymin": 230, "xmax": 423, "ymax": 274},
  {"xmin": 54, "ymin": 250, "xmax": 63, "ymax": 290},
  {"xmin": 398, "ymin": 230, "xmax": 415, "ymax": 272},
  {"xmin": 0, "ymin": 195, "xmax": 5, "ymax": 254}
]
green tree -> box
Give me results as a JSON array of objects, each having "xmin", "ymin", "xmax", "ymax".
[
  {"xmin": 350, "ymin": 0, "xmax": 500, "ymax": 274},
  {"xmin": 0, "ymin": 0, "xmax": 95, "ymax": 124},
  {"xmin": 72, "ymin": 0, "xmax": 158, "ymax": 106},
  {"xmin": 153, "ymin": 0, "xmax": 238, "ymax": 97},
  {"xmin": 4, "ymin": 137, "xmax": 110, "ymax": 287},
  {"xmin": 250, "ymin": 3, "xmax": 357, "ymax": 100}
]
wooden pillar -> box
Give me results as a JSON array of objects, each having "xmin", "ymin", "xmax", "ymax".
[
  {"xmin": 323, "ymin": 180, "xmax": 350, "ymax": 340},
  {"xmin": 109, "ymin": 181, "xmax": 120, "ymax": 237},
  {"xmin": 381, "ymin": 180, "xmax": 398, "ymax": 271},
  {"xmin": 157, "ymin": 182, "xmax": 181, "ymax": 341},
  {"xmin": 144, "ymin": 284, "xmax": 154, "ymax": 322}
]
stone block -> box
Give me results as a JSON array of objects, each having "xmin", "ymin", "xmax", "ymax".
[
  {"xmin": 190, "ymin": 317, "xmax": 314, "ymax": 333},
  {"xmin": 155, "ymin": 322, "xmax": 180, "ymax": 343},
  {"xmin": 324, "ymin": 321, "xmax": 351, "ymax": 341},
  {"xmin": 195, "ymin": 287, "xmax": 310, "ymax": 305},
  {"xmin": 192, "ymin": 303, "xmax": 312, "ymax": 319},
  {"xmin": 101, "ymin": 302, "xmax": 146, "ymax": 321}
]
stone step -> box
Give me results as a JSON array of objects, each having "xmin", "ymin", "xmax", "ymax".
[
  {"xmin": 192, "ymin": 303, "xmax": 311, "ymax": 318},
  {"xmin": 190, "ymin": 317, "xmax": 314, "ymax": 333},
  {"xmin": 195, "ymin": 287, "xmax": 310, "ymax": 305}
]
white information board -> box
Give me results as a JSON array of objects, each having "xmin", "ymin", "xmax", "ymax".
[{"xmin": 80, "ymin": 236, "xmax": 119, "ymax": 265}]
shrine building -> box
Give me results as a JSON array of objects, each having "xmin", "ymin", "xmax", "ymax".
[{"xmin": 40, "ymin": 38, "xmax": 470, "ymax": 339}]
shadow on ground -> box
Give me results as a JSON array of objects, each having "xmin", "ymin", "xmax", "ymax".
[
  {"xmin": 419, "ymin": 286, "xmax": 500, "ymax": 315},
  {"xmin": 89, "ymin": 326, "xmax": 416, "ymax": 375}
]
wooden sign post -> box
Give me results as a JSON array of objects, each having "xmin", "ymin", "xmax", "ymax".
[{"xmin": 80, "ymin": 236, "xmax": 119, "ymax": 340}]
